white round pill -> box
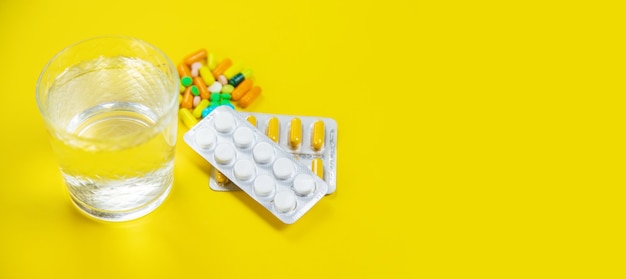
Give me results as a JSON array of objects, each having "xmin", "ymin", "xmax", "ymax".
[
  {"xmin": 214, "ymin": 144, "xmax": 235, "ymax": 165},
  {"xmin": 194, "ymin": 128, "xmax": 216, "ymax": 150},
  {"xmin": 207, "ymin": 81, "xmax": 222, "ymax": 93},
  {"xmin": 233, "ymin": 160, "xmax": 255, "ymax": 181},
  {"xmin": 214, "ymin": 112, "xmax": 235, "ymax": 133},
  {"xmin": 293, "ymin": 174, "xmax": 316, "ymax": 196},
  {"xmin": 233, "ymin": 127, "xmax": 254, "ymax": 148},
  {"xmin": 274, "ymin": 190, "xmax": 296, "ymax": 213},
  {"xmin": 253, "ymin": 142, "xmax": 274, "ymax": 164},
  {"xmin": 253, "ymin": 175, "xmax": 275, "ymax": 197},
  {"xmin": 273, "ymin": 157, "xmax": 295, "ymax": 180}
]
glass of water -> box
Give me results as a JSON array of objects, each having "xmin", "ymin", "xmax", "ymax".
[{"xmin": 36, "ymin": 36, "xmax": 179, "ymax": 221}]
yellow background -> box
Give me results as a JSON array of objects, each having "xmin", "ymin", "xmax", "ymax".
[{"xmin": 0, "ymin": 0, "xmax": 624, "ymax": 278}]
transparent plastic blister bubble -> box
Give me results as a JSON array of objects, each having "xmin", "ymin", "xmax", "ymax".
[
  {"xmin": 183, "ymin": 106, "xmax": 329, "ymax": 224},
  {"xmin": 208, "ymin": 112, "xmax": 338, "ymax": 194}
]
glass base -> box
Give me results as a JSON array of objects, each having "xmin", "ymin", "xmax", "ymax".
[{"xmin": 69, "ymin": 184, "xmax": 172, "ymax": 222}]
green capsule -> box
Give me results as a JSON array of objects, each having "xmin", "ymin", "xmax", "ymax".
[
  {"xmin": 220, "ymin": 93, "xmax": 231, "ymax": 100},
  {"xmin": 221, "ymin": 85, "xmax": 234, "ymax": 94},
  {"xmin": 210, "ymin": 92, "xmax": 221, "ymax": 101},
  {"xmin": 219, "ymin": 99, "xmax": 231, "ymax": 106},
  {"xmin": 228, "ymin": 73, "xmax": 244, "ymax": 87},
  {"xmin": 190, "ymin": 85, "xmax": 199, "ymax": 96},
  {"xmin": 181, "ymin": 76, "xmax": 193, "ymax": 87}
]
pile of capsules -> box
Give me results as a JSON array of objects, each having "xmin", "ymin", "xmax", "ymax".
[{"xmin": 177, "ymin": 49, "xmax": 261, "ymax": 128}]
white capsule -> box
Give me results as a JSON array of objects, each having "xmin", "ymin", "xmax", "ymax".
[
  {"xmin": 273, "ymin": 157, "xmax": 295, "ymax": 180},
  {"xmin": 234, "ymin": 160, "xmax": 255, "ymax": 181},
  {"xmin": 233, "ymin": 127, "xmax": 255, "ymax": 148},
  {"xmin": 253, "ymin": 175, "xmax": 275, "ymax": 197},
  {"xmin": 214, "ymin": 112, "xmax": 235, "ymax": 133},
  {"xmin": 214, "ymin": 144, "xmax": 235, "ymax": 165},
  {"xmin": 253, "ymin": 142, "xmax": 274, "ymax": 164},
  {"xmin": 191, "ymin": 62, "xmax": 202, "ymax": 77},
  {"xmin": 194, "ymin": 128, "xmax": 216, "ymax": 150},
  {"xmin": 293, "ymin": 174, "xmax": 316, "ymax": 196},
  {"xmin": 208, "ymin": 81, "xmax": 223, "ymax": 93},
  {"xmin": 274, "ymin": 191, "xmax": 296, "ymax": 213}
]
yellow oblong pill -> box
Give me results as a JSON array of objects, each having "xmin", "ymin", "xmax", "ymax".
[
  {"xmin": 289, "ymin": 118, "xmax": 302, "ymax": 149},
  {"xmin": 216, "ymin": 170, "xmax": 229, "ymax": 184},
  {"xmin": 311, "ymin": 158, "xmax": 323, "ymax": 179},
  {"xmin": 311, "ymin": 120, "xmax": 325, "ymax": 151},
  {"xmin": 246, "ymin": 115, "xmax": 257, "ymax": 127},
  {"xmin": 179, "ymin": 108, "xmax": 198, "ymax": 128},
  {"xmin": 266, "ymin": 117, "xmax": 279, "ymax": 143}
]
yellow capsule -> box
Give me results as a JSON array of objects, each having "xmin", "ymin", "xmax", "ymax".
[
  {"xmin": 311, "ymin": 120, "xmax": 325, "ymax": 151},
  {"xmin": 207, "ymin": 52, "xmax": 218, "ymax": 70},
  {"xmin": 266, "ymin": 117, "xmax": 280, "ymax": 143},
  {"xmin": 215, "ymin": 170, "xmax": 229, "ymax": 184},
  {"xmin": 289, "ymin": 118, "xmax": 302, "ymax": 149},
  {"xmin": 178, "ymin": 94, "xmax": 182, "ymax": 105},
  {"xmin": 311, "ymin": 158, "xmax": 323, "ymax": 179},
  {"xmin": 192, "ymin": 99, "xmax": 210, "ymax": 118},
  {"xmin": 179, "ymin": 83, "xmax": 185, "ymax": 93},
  {"xmin": 199, "ymin": 65, "xmax": 215, "ymax": 85},
  {"xmin": 179, "ymin": 108, "xmax": 198, "ymax": 128},
  {"xmin": 223, "ymin": 62, "xmax": 243, "ymax": 79},
  {"xmin": 246, "ymin": 115, "xmax": 257, "ymax": 127}
]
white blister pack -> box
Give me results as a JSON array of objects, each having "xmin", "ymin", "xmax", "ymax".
[
  {"xmin": 209, "ymin": 112, "xmax": 338, "ymax": 194},
  {"xmin": 184, "ymin": 106, "xmax": 329, "ymax": 224}
]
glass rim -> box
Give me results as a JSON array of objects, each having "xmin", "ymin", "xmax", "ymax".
[{"xmin": 35, "ymin": 35, "xmax": 179, "ymax": 145}]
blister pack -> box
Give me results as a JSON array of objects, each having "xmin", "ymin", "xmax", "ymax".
[
  {"xmin": 184, "ymin": 106, "xmax": 329, "ymax": 224},
  {"xmin": 208, "ymin": 112, "xmax": 338, "ymax": 194}
]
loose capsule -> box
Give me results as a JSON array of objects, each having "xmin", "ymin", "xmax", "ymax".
[
  {"xmin": 177, "ymin": 63, "xmax": 191, "ymax": 78},
  {"xmin": 199, "ymin": 65, "xmax": 215, "ymax": 85},
  {"xmin": 238, "ymin": 86, "xmax": 261, "ymax": 108},
  {"xmin": 246, "ymin": 115, "xmax": 257, "ymax": 127},
  {"xmin": 228, "ymin": 73, "xmax": 245, "ymax": 87},
  {"xmin": 192, "ymin": 99, "xmax": 210, "ymax": 118},
  {"xmin": 289, "ymin": 118, "xmax": 302, "ymax": 149},
  {"xmin": 266, "ymin": 117, "xmax": 279, "ymax": 143},
  {"xmin": 193, "ymin": 95, "xmax": 201, "ymax": 107},
  {"xmin": 221, "ymin": 84, "xmax": 234, "ymax": 94},
  {"xmin": 215, "ymin": 170, "xmax": 229, "ymax": 184},
  {"xmin": 311, "ymin": 120, "xmax": 325, "ymax": 151},
  {"xmin": 311, "ymin": 158, "xmax": 323, "ymax": 179},
  {"xmin": 207, "ymin": 52, "xmax": 218, "ymax": 69},
  {"xmin": 210, "ymin": 92, "xmax": 221, "ymax": 102},
  {"xmin": 230, "ymin": 79, "xmax": 253, "ymax": 101},
  {"xmin": 218, "ymin": 75, "xmax": 228, "ymax": 85},
  {"xmin": 179, "ymin": 108, "xmax": 198, "ymax": 128},
  {"xmin": 190, "ymin": 85, "xmax": 199, "ymax": 96},
  {"xmin": 192, "ymin": 77, "xmax": 210, "ymax": 99},
  {"xmin": 190, "ymin": 62, "xmax": 202, "ymax": 77},
  {"xmin": 183, "ymin": 49, "xmax": 207, "ymax": 65},
  {"xmin": 211, "ymin": 58, "xmax": 232, "ymax": 79},
  {"xmin": 179, "ymin": 83, "xmax": 185, "ymax": 93},
  {"xmin": 181, "ymin": 87, "xmax": 194, "ymax": 109},
  {"xmin": 208, "ymin": 81, "xmax": 222, "ymax": 93},
  {"xmin": 181, "ymin": 76, "xmax": 193, "ymax": 87},
  {"xmin": 223, "ymin": 62, "xmax": 242, "ymax": 79},
  {"xmin": 178, "ymin": 94, "xmax": 182, "ymax": 105}
]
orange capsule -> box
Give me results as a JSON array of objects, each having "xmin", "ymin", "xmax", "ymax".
[
  {"xmin": 183, "ymin": 49, "xmax": 207, "ymax": 65},
  {"xmin": 192, "ymin": 77, "xmax": 210, "ymax": 99},
  {"xmin": 231, "ymin": 78, "xmax": 253, "ymax": 101},
  {"xmin": 181, "ymin": 87, "xmax": 194, "ymax": 109},
  {"xmin": 177, "ymin": 63, "xmax": 191, "ymax": 78},
  {"xmin": 211, "ymin": 58, "xmax": 232, "ymax": 79},
  {"xmin": 238, "ymin": 86, "xmax": 261, "ymax": 108}
]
